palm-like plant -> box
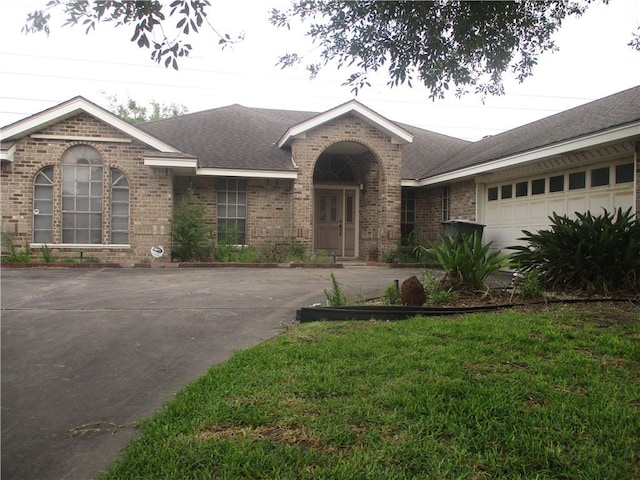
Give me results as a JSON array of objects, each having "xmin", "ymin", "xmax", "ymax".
[
  {"xmin": 417, "ymin": 233, "xmax": 509, "ymax": 291},
  {"xmin": 510, "ymin": 208, "xmax": 640, "ymax": 295}
]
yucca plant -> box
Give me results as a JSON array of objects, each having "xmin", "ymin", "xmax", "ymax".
[
  {"xmin": 419, "ymin": 233, "xmax": 509, "ymax": 291},
  {"xmin": 510, "ymin": 208, "xmax": 640, "ymax": 295}
]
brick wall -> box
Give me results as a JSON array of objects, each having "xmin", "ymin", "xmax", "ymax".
[
  {"xmin": 1, "ymin": 113, "xmax": 173, "ymax": 263},
  {"xmin": 173, "ymin": 176, "xmax": 294, "ymax": 250},
  {"xmin": 415, "ymin": 187, "xmax": 444, "ymax": 244},
  {"xmin": 449, "ymin": 179, "xmax": 477, "ymax": 221}
]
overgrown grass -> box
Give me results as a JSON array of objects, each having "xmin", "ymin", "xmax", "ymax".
[{"xmin": 99, "ymin": 306, "xmax": 640, "ymax": 480}]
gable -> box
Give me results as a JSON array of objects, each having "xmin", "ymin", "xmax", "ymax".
[
  {"xmin": 0, "ymin": 96, "xmax": 180, "ymax": 154},
  {"xmin": 277, "ymin": 100, "xmax": 413, "ymax": 148}
]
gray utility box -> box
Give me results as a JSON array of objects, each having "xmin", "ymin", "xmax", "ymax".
[{"xmin": 442, "ymin": 219, "xmax": 485, "ymax": 239}]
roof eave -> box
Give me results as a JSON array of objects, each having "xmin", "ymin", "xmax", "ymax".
[{"xmin": 413, "ymin": 121, "xmax": 640, "ymax": 187}]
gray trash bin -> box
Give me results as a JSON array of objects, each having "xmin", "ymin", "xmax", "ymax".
[{"xmin": 442, "ymin": 219, "xmax": 485, "ymax": 239}]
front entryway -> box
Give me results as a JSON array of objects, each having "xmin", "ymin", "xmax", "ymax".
[{"xmin": 314, "ymin": 188, "xmax": 357, "ymax": 257}]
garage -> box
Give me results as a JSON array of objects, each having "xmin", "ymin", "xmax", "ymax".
[{"xmin": 479, "ymin": 158, "xmax": 636, "ymax": 252}]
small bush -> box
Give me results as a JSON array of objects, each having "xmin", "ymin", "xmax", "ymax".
[
  {"xmin": 381, "ymin": 282, "xmax": 401, "ymax": 305},
  {"xmin": 418, "ymin": 233, "xmax": 509, "ymax": 291},
  {"xmin": 517, "ymin": 271, "xmax": 545, "ymax": 298},
  {"xmin": 7, "ymin": 243, "xmax": 30, "ymax": 263},
  {"xmin": 510, "ymin": 208, "xmax": 640, "ymax": 294},
  {"xmin": 171, "ymin": 188, "xmax": 213, "ymax": 262},
  {"xmin": 324, "ymin": 272, "xmax": 348, "ymax": 306},
  {"xmin": 310, "ymin": 250, "xmax": 330, "ymax": 263},
  {"xmin": 422, "ymin": 270, "xmax": 457, "ymax": 304},
  {"xmin": 41, "ymin": 244, "xmax": 56, "ymax": 263}
]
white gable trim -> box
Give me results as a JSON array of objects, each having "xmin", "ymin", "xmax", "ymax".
[
  {"xmin": 277, "ymin": 100, "xmax": 413, "ymax": 148},
  {"xmin": 1, "ymin": 97, "xmax": 180, "ymax": 153},
  {"xmin": 412, "ymin": 122, "xmax": 640, "ymax": 187}
]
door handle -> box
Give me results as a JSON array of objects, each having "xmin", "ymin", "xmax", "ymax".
[{"xmin": 339, "ymin": 219, "xmax": 343, "ymax": 236}]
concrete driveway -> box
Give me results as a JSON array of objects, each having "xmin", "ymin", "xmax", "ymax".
[{"xmin": 1, "ymin": 266, "xmax": 423, "ymax": 480}]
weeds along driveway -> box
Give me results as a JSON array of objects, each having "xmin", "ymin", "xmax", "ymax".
[{"xmin": 1, "ymin": 266, "xmax": 423, "ymax": 480}]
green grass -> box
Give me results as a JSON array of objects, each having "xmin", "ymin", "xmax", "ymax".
[{"xmin": 99, "ymin": 305, "xmax": 640, "ymax": 480}]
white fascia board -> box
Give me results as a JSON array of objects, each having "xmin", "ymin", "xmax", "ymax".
[
  {"xmin": 1, "ymin": 97, "xmax": 179, "ymax": 153},
  {"xmin": 0, "ymin": 143, "xmax": 16, "ymax": 162},
  {"xmin": 415, "ymin": 123, "xmax": 640, "ymax": 187},
  {"xmin": 401, "ymin": 179, "xmax": 421, "ymax": 187},
  {"xmin": 197, "ymin": 168, "xmax": 298, "ymax": 179},
  {"xmin": 144, "ymin": 157, "xmax": 198, "ymax": 168},
  {"xmin": 277, "ymin": 100, "xmax": 413, "ymax": 148}
]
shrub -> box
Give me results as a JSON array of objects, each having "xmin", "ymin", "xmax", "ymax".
[
  {"xmin": 510, "ymin": 207, "xmax": 640, "ymax": 295},
  {"xmin": 381, "ymin": 281, "xmax": 401, "ymax": 305},
  {"xmin": 41, "ymin": 244, "xmax": 56, "ymax": 263},
  {"xmin": 171, "ymin": 188, "xmax": 213, "ymax": 262},
  {"xmin": 418, "ymin": 233, "xmax": 509, "ymax": 291},
  {"xmin": 7, "ymin": 243, "xmax": 30, "ymax": 263},
  {"xmin": 516, "ymin": 270, "xmax": 545, "ymax": 298},
  {"xmin": 422, "ymin": 270, "xmax": 457, "ymax": 304},
  {"xmin": 324, "ymin": 272, "xmax": 348, "ymax": 306},
  {"xmin": 310, "ymin": 250, "xmax": 330, "ymax": 263}
]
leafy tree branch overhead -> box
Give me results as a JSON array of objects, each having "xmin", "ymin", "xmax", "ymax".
[
  {"xmin": 271, "ymin": 0, "xmax": 639, "ymax": 98},
  {"xmin": 22, "ymin": 0, "xmax": 244, "ymax": 70},
  {"xmin": 23, "ymin": 1, "xmax": 639, "ymax": 99}
]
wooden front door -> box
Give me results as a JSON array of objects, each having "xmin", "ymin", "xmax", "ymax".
[{"xmin": 315, "ymin": 189, "xmax": 357, "ymax": 257}]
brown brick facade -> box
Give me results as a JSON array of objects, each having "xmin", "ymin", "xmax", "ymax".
[
  {"xmin": 1, "ymin": 113, "xmax": 173, "ymax": 262},
  {"xmin": 3, "ymin": 105, "xmax": 636, "ymax": 264}
]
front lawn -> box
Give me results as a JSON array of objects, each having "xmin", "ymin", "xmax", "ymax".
[{"xmin": 99, "ymin": 304, "xmax": 640, "ymax": 479}]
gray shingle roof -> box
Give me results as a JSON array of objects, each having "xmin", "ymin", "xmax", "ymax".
[
  {"xmin": 137, "ymin": 104, "xmax": 316, "ymax": 171},
  {"xmin": 137, "ymin": 103, "xmax": 471, "ymax": 177},
  {"xmin": 428, "ymin": 85, "xmax": 640, "ymax": 177},
  {"xmin": 137, "ymin": 85, "xmax": 639, "ymax": 180}
]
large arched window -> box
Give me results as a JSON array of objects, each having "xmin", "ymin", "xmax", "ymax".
[
  {"xmin": 110, "ymin": 169, "xmax": 130, "ymax": 244},
  {"xmin": 62, "ymin": 145, "xmax": 103, "ymax": 244},
  {"xmin": 33, "ymin": 166, "xmax": 54, "ymax": 243}
]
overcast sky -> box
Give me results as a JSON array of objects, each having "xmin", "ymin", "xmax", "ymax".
[{"xmin": 1, "ymin": 0, "xmax": 639, "ymax": 141}]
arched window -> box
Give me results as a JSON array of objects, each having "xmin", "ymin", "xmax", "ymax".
[
  {"xmin": 313, "ymin": 155, "xmax": 355, "ymax": 183},
  {"xmin": 33, "ymin": 166, "xmax": 54, "ymax": 243},
  {"xmin": 62, "ymin": 145, "xmax": 103, "ymax": 244},
  {"xmin": 110, "ymin": 169, "xmax": 129, "ymax": 244}
]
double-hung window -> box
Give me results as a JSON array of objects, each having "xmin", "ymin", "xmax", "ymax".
[{"xmin": 217, "ymin": 178, "xmax": 247, "ymax": 244}]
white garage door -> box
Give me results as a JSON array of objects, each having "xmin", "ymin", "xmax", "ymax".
[{"xmin": 482, "ymin": 161, "xmax": 635, "ymax": 252}]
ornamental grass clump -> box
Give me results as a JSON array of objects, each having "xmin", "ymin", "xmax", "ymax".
[{"xmin": 510, "ymin": 207, "xmax": 640, "ymax": 295}]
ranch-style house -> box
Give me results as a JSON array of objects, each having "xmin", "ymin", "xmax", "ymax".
[{"xmin": 1, "ymin": 85, "xmax": 638, "ymax": 262}]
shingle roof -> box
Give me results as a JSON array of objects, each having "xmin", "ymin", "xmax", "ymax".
[
  {"xmin": 428, "ymin": 85, "xmax": 640, "ymax": 177},
  {"xmin": 137, "ymin": 103, "xmax": 471, "ymax": 177},
  {"xmin": 137, "ymin": 104, "xmax": 317, "ymax": 172},
  {"xmin": 397, "ymin": 123, "xmax": 471, "ymax": 180},
  {"xmin": 136, "ymin": 85, "xmax": 639, "ymax": 180}
]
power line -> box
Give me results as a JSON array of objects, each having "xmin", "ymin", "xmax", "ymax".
[{"xmin": 0, "ymin": 51, "xmax": 598, "ymax": 103}]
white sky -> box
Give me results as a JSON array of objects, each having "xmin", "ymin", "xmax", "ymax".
[{"xmin": 1, "ymin": 0, "xmax": 639, "ymax": 141}]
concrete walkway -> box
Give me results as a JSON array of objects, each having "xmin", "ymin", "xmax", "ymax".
[{"xmin": 1, "ymin": 266, "xmax": 425, "ymax": 480}]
